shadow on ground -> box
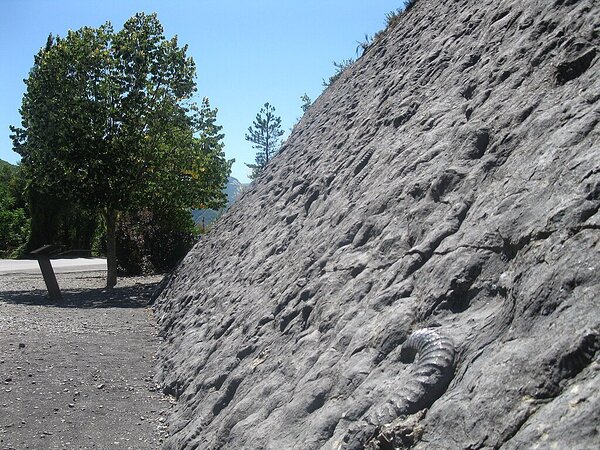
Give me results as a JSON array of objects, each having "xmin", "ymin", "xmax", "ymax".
[{"xmin": 0, "ymin": 282, "xmax": 161, "ymax": 308}]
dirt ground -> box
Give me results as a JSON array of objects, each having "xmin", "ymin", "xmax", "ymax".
[{"xmin": 0, "ymin": 270, "xmax": 173, "ymax": 450}]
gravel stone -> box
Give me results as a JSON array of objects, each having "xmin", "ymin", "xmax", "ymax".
[{"xmin": 0, "ymin": 271, "xmax": 173, "ymax": 449}]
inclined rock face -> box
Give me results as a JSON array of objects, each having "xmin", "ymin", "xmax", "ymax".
[{"xmin": 154, "ymin": 0, "xmax": 600, "ymax": 448}]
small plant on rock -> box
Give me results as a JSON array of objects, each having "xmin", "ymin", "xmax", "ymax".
[
  {"xmin": 322, "ymin": 58, "xmax": 355, "ymax": 87},
  {"xmin": 356, "ymin": 34, "xmax": 374, "ymax": 56}
]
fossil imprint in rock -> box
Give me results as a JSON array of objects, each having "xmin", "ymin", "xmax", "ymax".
[{"xmin": 341, "ymin": 328, "xmax": 456, "ymax": 449}]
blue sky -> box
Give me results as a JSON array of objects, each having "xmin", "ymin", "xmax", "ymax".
[{"xmin": 0, "ymin": 0, "xmax": 407, "ymax": 183}]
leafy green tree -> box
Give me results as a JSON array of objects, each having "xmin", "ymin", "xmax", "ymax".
[
  {"xmin": 245, "ymin": 102, "xmax": 285, "ymax": 180},
  {"xmin": 189, "ymin": 98, "xmax": 232, "ymax": 207},
  {"xmin": 0, "ymin": 162, "xmax": 30, "ymax": 257},
  {"xmin": 11, "ymin": 13, "xmax": 230, "ymax": 287},
  {"xmin": 115, "ymin": 96, "xmax": 229, "ymax": 275}
]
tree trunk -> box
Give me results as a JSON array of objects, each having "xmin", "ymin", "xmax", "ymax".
[{"xmin": 105, "ymin": 208, "xmax": 118, "ymax": 288}]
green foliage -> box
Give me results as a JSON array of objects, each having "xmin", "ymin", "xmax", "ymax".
[
  {"xmin": 300, "ymin": 94, "xmax": 312, "ymax": 114},
  {"xmin": 192, "ymin": 176, "xmax": 244, "ymax": 230},
  {"xmin": 290, "ymin": 94, "xmax": 313, "ymax": 132},
  {"xmin": 0, "ymin": 162, "xmax": 30, "ymax": 257},
  {"xmin": 0, "ymin": 194, "xmax": 29, "ymax": 258},
  {"xmin": 384, "ymin": 9, "xmax": 403, "ymax": 30},
  {"xmin": 383, "ymin": 1, "xmax": 418, "ymax": 34},
  {"xmin": 405, "ymin": 0, "xmax": 418, "ymax": 11},
  {"xmin": 26, "ymin": 189, "xmax": 98, "ymax": 255},
  {"xmin": 0, "ymin": 160, "xmax": 14, "ymax": 172},
  {"xmin": 369, "ymin": 1, "xmax": 420, "ymax": 49},
  {"xmin": 11, "ymin": 13, "xmax": 230, "ymax": 286},
  {"xmin": 319, "ymin": 1, "xmax": 419, "ymax": 92},
  {"xmin": 322, "ymin": 58, "xmax": 355, "ymax": 87},
  {"xmin": 245, "ymin": 102, "xmax": 284, "ymax": 180},
  {"xmin": 187, "ymin": 98, "xmax": 232, "ymax": 210}
]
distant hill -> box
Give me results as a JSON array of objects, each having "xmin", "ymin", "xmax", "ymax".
[
  {"xmin": 0, "ymin": 158, "xmax": 15, "ymax": 171},
  {"xmin": 0, "ymin": 159, "xmax": 17, "ymax": 183},
  {"xmin": 191, "ymin": 176, "xmax": 246, "ymax": 227}
]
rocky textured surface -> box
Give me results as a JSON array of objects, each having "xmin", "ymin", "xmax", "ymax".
[{"xmin": 154, "ymin": 0, "xmax": 600, "ymax": 448}]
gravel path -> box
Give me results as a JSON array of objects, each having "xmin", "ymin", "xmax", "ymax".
[{"xmin": 0, "ymin": 271, "xmax": 172, "ymax": 449}]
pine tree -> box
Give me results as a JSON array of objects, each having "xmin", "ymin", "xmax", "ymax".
[{"xmin": 245, "ymin": 102, "xmax": 284, "ymax": 180}]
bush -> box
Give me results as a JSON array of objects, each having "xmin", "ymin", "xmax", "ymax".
[{"xmin": 116, "ymin": 207, "xmax": 197, "ymax": 275}]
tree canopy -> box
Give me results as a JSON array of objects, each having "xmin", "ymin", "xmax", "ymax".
[
  {"xmin": 0, "ymin": 161, "xmax": 29, "ymax": 257},
  {"xmin": 11, "ymin": 13, "xmax": 231, "ymax": 287}
]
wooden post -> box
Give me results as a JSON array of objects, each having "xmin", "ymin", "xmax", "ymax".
[{"xmin": 31, "ymin": 245, "xmax": 62, "ymax": 300}]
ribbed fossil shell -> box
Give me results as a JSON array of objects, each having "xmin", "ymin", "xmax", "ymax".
[{"xmin": 342, "ymin": 328, "xmax": 456, "ymax": 449}]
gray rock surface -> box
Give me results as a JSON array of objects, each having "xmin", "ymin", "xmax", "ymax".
[{"xmin": 154, "ymin": 0, "xmax": 600, "ymax": 448}]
